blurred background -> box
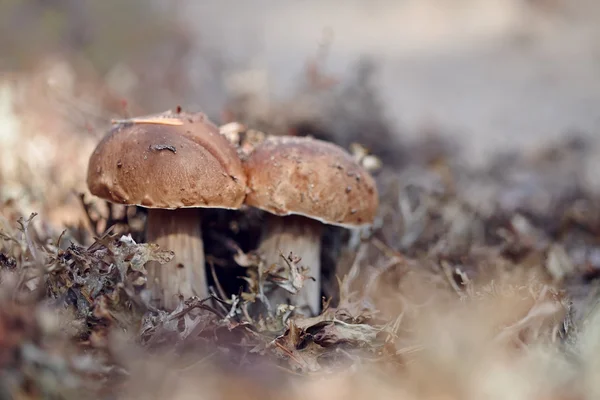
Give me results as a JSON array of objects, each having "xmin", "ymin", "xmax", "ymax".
[
  {"xmin": 1, "ymin": 0, "xmax": 600, "ymax": 228},
  {"xmin": 2, "ymin": 2, "xmax": 600, "ymax": 397}
]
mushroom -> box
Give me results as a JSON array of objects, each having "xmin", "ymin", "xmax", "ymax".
[
  {"xmin": 243, "ymin": 135, "xmax": 379, "ymax": 316},
  {"xmin": 86, "ymin": 109, "xmax": 247, "ymax": 310}
]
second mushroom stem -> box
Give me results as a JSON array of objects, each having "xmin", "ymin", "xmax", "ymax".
[
  {"xmin": 145, "ymin": 208, "xmax": 208, "ymax": 310},
  {"xmin": 258, "ymin": 214, "xmax": 323, "ymax": 316}
]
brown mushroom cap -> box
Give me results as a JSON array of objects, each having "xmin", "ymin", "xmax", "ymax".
[
  {"xmin": 87, "ymin": 110, "xmax": 247, "ymax": 210},
  {"xmin": 243, "ymin": 136, "xmax": 379, "ymax": 228}
]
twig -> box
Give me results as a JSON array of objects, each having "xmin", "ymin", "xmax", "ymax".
[
  {"xmin": 177, "ymin": 352, "xmax": 218, "ymax": 372},
  {"xmin": 339, "ymin": 241, "xmax": 369, "ymax": 299},
  {"xmin": 167, "ymin": 296, "xmax": 224, "ymax": 321},
  {"xmin": 78, "ymin": 193, "xmax": 100, "ymax": 236},
  {"xmin": 56, "ymin": 229, "xmax": 67, "ymax": 249},
  {"xmin": 372, "ymin": 237, "xmax": 406, "ymax": 261},
  {"xmin": 209, "ymin": 260, "xmax": 228, "ymax": 302}
]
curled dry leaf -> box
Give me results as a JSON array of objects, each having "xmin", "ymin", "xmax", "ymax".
[{"xmin": 269, "ymin": 252, "xmax": 313, "ymax": 295}]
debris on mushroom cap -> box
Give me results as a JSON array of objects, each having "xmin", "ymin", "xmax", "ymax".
[
  {"xmin": 219, "ymin": 122, "xmax": 267, "ymax": 159},
  {"xmin": 240, "ymin": 129, "xmax": 267, "ymax": 158},
  {"xmin": 350, "ymin": 142, "xmax": 383, "ymax": 173},
  {"xmin": 219, "ymin": 121, "xmax": 246, "ymax": 147},
  {"xmin": 243, "ymin": 135, "xmax": 379, "ymax": 228},
  {"xmin": 110, "ymin": 116, "xmax": 185, "ymax": 126},
  {"xmin": 86, "ymin": 109, "xmax": 247, "ymax": 210}
]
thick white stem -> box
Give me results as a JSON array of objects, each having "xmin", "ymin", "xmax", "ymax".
[
  {"xmin": 145, "ymin": 208, "xmax": 207, "ymax": 310},
  {"xmin": 258, "ymin": 214, "xmax": 323, "ymax": 316}
]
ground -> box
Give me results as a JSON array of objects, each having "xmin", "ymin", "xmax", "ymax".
[{"xmin": 1, "ymin": 1, "xmax": 600, "ymax": 399}]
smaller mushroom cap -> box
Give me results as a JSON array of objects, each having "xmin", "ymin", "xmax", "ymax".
[
  {"xmin": 243, "ymin": 136, "xmax": 379, "ymax": 228},
  {"xmin": 87, "ymin": 109, "xmax": 247, "ymax": 210}
]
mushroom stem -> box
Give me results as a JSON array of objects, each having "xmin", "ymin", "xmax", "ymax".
[
  {"xmin": 145, "ymin": 208, "xmax": 207, "ymax": 310},
  {"xmin": 258, "ymin": 214, "xmax": 323, "ymax": 316}
]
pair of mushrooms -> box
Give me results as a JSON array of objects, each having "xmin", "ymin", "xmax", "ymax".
[{"xmin": 86, "ymin": 109, "xmax": 378, "ymax": 315}]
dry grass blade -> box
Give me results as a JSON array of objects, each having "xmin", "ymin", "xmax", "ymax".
[{"xmin": 110, "ymin": 117, "xmax": 184, "ymax": 126}]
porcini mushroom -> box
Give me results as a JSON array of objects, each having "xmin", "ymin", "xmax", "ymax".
[
  {"xmin": 243, "ymin": 135, "xmax": 379, "ymax": 316},
  {"xmin": 86, "ymin": 109, "xmax": 247, "ymax": 310}
]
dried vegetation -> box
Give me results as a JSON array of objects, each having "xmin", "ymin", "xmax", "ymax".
[{"xmin": 2, "ymin": 2, "xmax": 600, "ymax": 399}]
